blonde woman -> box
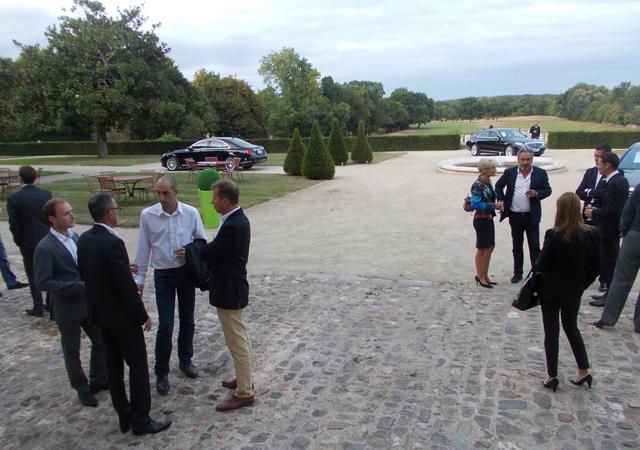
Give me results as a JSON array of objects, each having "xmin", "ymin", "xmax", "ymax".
[
  {"xmin": 534, "ymin": 192, "xmax": 600, "ymax": 392},
  {"xmin": 470, "ymin": 158, "xmax": 503, "ymax": 288}
]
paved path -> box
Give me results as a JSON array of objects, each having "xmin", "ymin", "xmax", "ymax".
[{"xmin": 1, "ymin": 150, "xmax": 640, "ymax": 449}]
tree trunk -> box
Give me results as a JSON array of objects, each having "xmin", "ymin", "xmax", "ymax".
[{"xmin": 97, "ymin": 122, "xmax": 109, "ymax": 158}]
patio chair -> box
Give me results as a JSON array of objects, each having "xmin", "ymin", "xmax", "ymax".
[
  {"xmin": 135, "ymin": 170, "xmax": 157, "ymax": 200},
  {"xmin": 97, "ymin": 175, "xmax": 125, "ymax": 199},
  {"xmin": 185, "ymin": 158, "xmax": 199, "ymax": 183},
  {"xmin": 232, "ymin": 157, "xmax": 245, "ymax": 181},
  {"xmin": 83, "ymin": 175, "xmax": 110, "ymax": 196}
]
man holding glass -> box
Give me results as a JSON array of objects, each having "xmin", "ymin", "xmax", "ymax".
[{"xmin": 133, "ymin": 174, "xmax": 206, "ymax": 395}]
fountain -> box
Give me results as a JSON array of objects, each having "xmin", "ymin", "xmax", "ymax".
[{"xmin": 437, "ymin": 156, "xmax": 566, "ymax": 174}]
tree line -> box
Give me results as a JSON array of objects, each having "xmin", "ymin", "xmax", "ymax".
[{"xmin": 434, "ymin": 82, "xmax": 640, "ymax": 126}]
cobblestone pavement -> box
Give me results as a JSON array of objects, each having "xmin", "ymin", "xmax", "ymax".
[{"xmin": 1, "ymin": 150, "xmax": 640, "ymax": 449}]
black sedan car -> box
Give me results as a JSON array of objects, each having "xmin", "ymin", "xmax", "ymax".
[
  {"xmin": 619, "ymin": 141, "xmax": 640, "ymax": 194},
  {"xmin": 466, "ymin": 128, "xmax": 545, "ymax": 156},
  {"xmin": 161, "ymin": 137, "xmax": 268, "ymax": 171}
]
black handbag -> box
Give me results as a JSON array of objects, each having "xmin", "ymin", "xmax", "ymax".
[{"xmin": 512, "ymin": 271, "xmax": 542, "ymax": 310}]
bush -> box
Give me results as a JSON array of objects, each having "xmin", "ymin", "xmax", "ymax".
[
  {"xmin": 301, "ymin": 121, "xmax": 335, "ymax": 180},
  {"xmin": 547, "ymin": 131, "xmax": 640, "ymax": 149},
  {"xmin": 196, "ymin": 168, "xmax": 221, "ymax": 191},
  {"xmin": 351, "ymin": 120, "xmax": 373, "ymax": 163},
  {"xmin": 327, "ymin": 119, "xmax": 348, "ymax": 165},
  {"xmin": 283, "ymin": 128, "xmax": 306, "ymax": 175}
]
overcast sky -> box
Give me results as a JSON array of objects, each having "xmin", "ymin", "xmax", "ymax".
[{"xmin": 1, "ymin": 0, "xmax": 639, "ymax": 100}]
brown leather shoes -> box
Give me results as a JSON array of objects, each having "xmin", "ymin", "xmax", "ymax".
[
  {"xmin": 221, "ymin": 379, "xmax": 237, "ymax": 390},
  {"xmin": 215, "ymin": 395, "xmax": 254, "ymax": 411}
]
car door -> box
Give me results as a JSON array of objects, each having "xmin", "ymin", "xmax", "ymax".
[
  {"xmin": 474, "ymin": 131, "xmax": 492, "ymax": 153},
  {"xmin": 188, "ymin": 139, "xmax": 210, "ymax": 163},
  {"xmin": 486, "ymin": 130, "xmax": 503, "ymax": 154},
  {"xmin": 208, "ymin": 139, "xmax": 232, "ymax": 162}
]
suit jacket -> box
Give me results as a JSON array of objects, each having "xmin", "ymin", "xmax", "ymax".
[
  {"xmin": 202, "ymin": 209, "xmax": 250, "ymax": 310},
  {"xmin": 534, "ymin": 227, "xmax": 600, "ymax": 301},
  {"xmin": 7, "ymin": 184, "xmax": 52, "ymax": 251},
  {"xmin": 33, "ymin": 231, "xmax": 86, "ymax": 324},
  {"xmin": 495, "ymin": 166, "xmax": 552, "ymax": 224},
  {"xmin": 592, "ymin": 172, "xmax": 629, "ymax": 239},
  {"xmin": 575, "ymin": 167, "xmax": 600, "ymax": 209},
  {"xmin": 77, "ymin": 225, "xmax": 148, "ymax": 328}
]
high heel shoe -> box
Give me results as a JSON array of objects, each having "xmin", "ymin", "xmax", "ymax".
[
  {"xmin": 569, "ymin": 373, "xmax": 593, "ymax": 389},
  {"xmin": 487, "ymin": 279, "xmax": 497, "ymax": 285},
  {"xmin": 543, "ymin": 377, "xmax": 559, "ymax": 392},
  {"xmin": 475, "ymin": 275, "xmax": 494, "ymax": 289}
]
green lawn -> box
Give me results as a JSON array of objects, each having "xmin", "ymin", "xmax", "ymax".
[
  {"xmin": 31, "ymin": 173, "xmax": 318, "ymax": 227},
  {"xmin": 0, "ymin": 155, "xmax": 160, "ymax": 166},
  {"xmin": 390, "ymin": 115, "xmax": 630, "ymax": 136}
]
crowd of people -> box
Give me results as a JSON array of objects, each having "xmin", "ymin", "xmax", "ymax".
[
  {"xmin": 2, "ymin": 168, "xmax": 254, "ymax": 436},
  {"xmin": 469, "ymin": 144, "xmax": 636, "ymax": 391}
]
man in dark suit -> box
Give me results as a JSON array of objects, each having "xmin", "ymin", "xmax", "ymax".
[
  {"xmin": 585, "ymin": 152, "xmax": 629, "ymax": 306},
  {"xmin": 77, "ymin": 193, "xmax": 171, "ymax": 436},
  {"xmin": 34, "ymin": 198, "xmax": 108, "ymax": 407},
  {"xmin": 7, "ymin": 165, "xmax": 52, "ymax": 316},
  {"xmin": 202, "ymin": 180, "xmax": 255, "ymax": 412},
  {"xmin": 496, "ymin": 148, "xmax": 552, "ymax": 283},
  {"xmin": 576, "ymin": 144, "xmax": 613, "ymax": 291}
]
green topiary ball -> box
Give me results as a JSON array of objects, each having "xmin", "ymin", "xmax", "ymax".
[{"xmin": 196, "ymin": 168, "xmax": 221, "ymax": 191}]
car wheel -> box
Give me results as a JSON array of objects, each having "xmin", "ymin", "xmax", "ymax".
[
  {"xmin": 225, "ymin": 157, "xmax": 235, "ymax": 170},
  {"xmin": 505, "ymin": 145, "xmax": 514, "ymax": 156},
  {"xmin": 470, "ymin": 144, "xmax": 479, "ymax": 156},
  {"xmin": 166, "ymin": 156, "xmax": 179, "ymax": 171}
]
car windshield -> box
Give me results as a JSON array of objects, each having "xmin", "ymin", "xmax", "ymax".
[
  {"xmin": 620, "ymin": 144, "xmax": 640, "ymax": 169},
  {"xmin": 229, "ymin": 138, "xmax": 254, "ymax": 147},
  {"xmin": 498, "ymin": 129, "xmax": 527, "ymax": 138}
]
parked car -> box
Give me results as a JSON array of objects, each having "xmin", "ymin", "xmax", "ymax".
[
  {"xmin": 466, "ymin": 128, "xmax": 545, "ymax": 156},
  {"xmin": 619, "ymin": 141, "xmax": 640, "ymax": 194},
  {"xmin": 161, "ymin": 137, "xmax": 268, "ymax": 171}
]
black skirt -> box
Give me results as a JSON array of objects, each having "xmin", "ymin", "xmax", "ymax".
[{"xmin": 473, "ymin": 217, "xmax": 495, "ymax": 249}]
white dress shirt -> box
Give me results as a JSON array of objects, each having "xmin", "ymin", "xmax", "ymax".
[
  {"xmin": 511, "ymin": 170, "xmax": 532, "ymax": 213},
  {"xmin": 134, "ymin": 201, "xmax": 206, "ymax": 284},
  {"xmin": 220, "ymin": 206, "xmax": 241, "ymax": 225},
  {"xmin": 50, "ymin": 228, "xmax": 78, "ymax": 264}
]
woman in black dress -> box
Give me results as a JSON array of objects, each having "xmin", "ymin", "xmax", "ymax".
[{"xmin": 534, "ymin": 192, "xmax": 600, "ymax": 392}]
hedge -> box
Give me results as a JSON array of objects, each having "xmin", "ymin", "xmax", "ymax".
[
  {"xmin": 547, "ymin": 131, "xmax": 640, "ymax": 149},
  {"xmin": 0, "ymin": 134, "xmax": 461, "ymax": 156}
]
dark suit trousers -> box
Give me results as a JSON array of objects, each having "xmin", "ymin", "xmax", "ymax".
[
  {"xmin": 20, "ymin": 248, "xmax": 44, "ymax": 310},
  {"xmin": 541, "ymin": 297, "xmax": 590, "ymax": 378},
  {"xmin": 599, "ymin": 237, "xmax": 620, "ymax": 287},
  {"xmin": 102, "ymin": 323, "xmax": 152, "ymax": 428},
  {"xmin": 153, "ymin": 266, "xmax": 195, "ymax": 376},
  {"xmin": 508, "ymin": 212, "xmax": 540, "ymax": 275},
  {"xmin": 58, "ymin": 319, "xmax": 108, "ymax": 392}
]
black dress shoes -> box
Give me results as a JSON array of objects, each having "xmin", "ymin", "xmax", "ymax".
[
  {"xmin": 591, "ymin": 293, "xmax": 606, "ymax": 300},
  {"xmin": 599, "ymin": 282, "xmax": 608, "ymax": 292},
  {"xmin": 8, "ymin": 281, "xmax": 28, "ymax": 290},
  {"xmin": 592, "ymin": 320, "xmax": 608, "ymax": 329},
  {"xmin": 118, "ymin": 414, "xmax": 131, "ymax": 433},
  {"xmin": 132, "ymin": 420, "xmax": 172, "ymax": 436},
  {"xmin": 589, "ymin": 298, "xmax": 606, "ymax": 307},
  {"xmin": 179, "ymin": 362, "xmax": 198, "ymax": 378},
  {"xmin": 78, "ymin": 390, "xmax": 99, "ymax": 407},
  {"xmin": 25, "ymin": 308, "xmax": 44, "ymax": 317},
  {"xmin": 510, "ymin": 273, "xmax": 523, "ymax": 284},
  {"xmin": 157, "ymin": 374, "xmax": 170, "ymax": 395},
  {"xmin": 89, "ymin": 381, "xmax": 110, "ymax": 394}
]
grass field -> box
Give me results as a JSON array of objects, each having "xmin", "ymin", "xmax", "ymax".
[
  {"xmin": 0, "ymin": 155, "xmax": 160, "ymax": 166},
  {"xmin": 391, "ymin": 115, "xmax": 631, "ymax": 136},
  {"xmin": 11, "ymin": 173, "xmax": 318, "ymax": 227}
]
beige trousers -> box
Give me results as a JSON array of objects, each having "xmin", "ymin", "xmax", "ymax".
[{"xmin": 217, "ymin": 308, "xmax": 254, "ymax": 398}]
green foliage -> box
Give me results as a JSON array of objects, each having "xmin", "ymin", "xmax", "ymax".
[
  {"xmin": 283, "ymin": 128, "xmax": 306, "ymax": 175},
  {"xmin": 301, "ymin": 121, "xmax": 334, "ymax": 180},
  {"xmin": 327, "ymin": 119, "xmax": 348, "ymax": 165},
  {"xmin": 389, "ymin": 88, "xmax": 434, "ymax": 127},
  {"xmin": 351, "ymin": 120, "xmax": 373, "ymax": 163},
  {"xmin": 547, "ymin": 131, "xmax": 640, "ymax": 149},
  {"xmin": 196, "ymin": 168, "xmax": 221, "ymax": 191}
]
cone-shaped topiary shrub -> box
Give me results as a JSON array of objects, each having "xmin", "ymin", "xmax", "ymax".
[
  {"xmin": 351, "ymin": 120, "xmax": 373, "ymax": 163},
  {"xmin": 283, "ymin": 128, "xmax": 306, "ymax": 175},
  {"xmin": 302, "ymin": 121, "xmax": 335, "ymax": 180},
  {"xmin": 327, "ymin": 118, "xmax": 349, "ymax": 165},
  {"xmin": 196, "ymin": 168, "xmax": 222, "ymax": 191}
]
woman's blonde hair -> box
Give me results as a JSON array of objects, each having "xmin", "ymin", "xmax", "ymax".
[
  {"xmin": 554, "ymin": 192, "xmax": 590, "ymax": 241},
  {"xmin": 477, "ymin": 158, "xmax": 496, "ymax": 173}
]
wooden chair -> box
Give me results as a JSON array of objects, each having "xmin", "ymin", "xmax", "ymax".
[
  {"xmin": 0, "ymin": 168, "xmax": 10, "ymax": 195},
  {"xmin": 185, "ymin": 158, "xmax": 199, "ymax": 183},
  {"xmin": 100, "ymin": 171, "xmax": 116, "ymax": 176},
  {"xmin": 6, "ymin": 170, "xmax": 22, "ymax": 192},
  {"xmin": 97, "ymin": 175, "xmax": 125, "ymax": 199},
  {"xmin": 35, "ymin": 168, "xmax": 43, "ymax": 185},
  {"xmin": 135, "ymin": 170, "xmax": 156, "ymax": 200},
  {"xmin": 232, "ymin": 157, "xmax": 245, "ymax": 181},
  {"xmin": 83, "ymin": 175, "xmax": 110, "ymax": 196}
]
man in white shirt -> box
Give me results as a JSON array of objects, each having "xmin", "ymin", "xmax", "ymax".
[
  {"xmin": 134, "ymin": 175, "xmax": 206, "ymax": 395},
  {"xmin": 34, "ymin": 198, "xmax": 108, "ymax": 407}
]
